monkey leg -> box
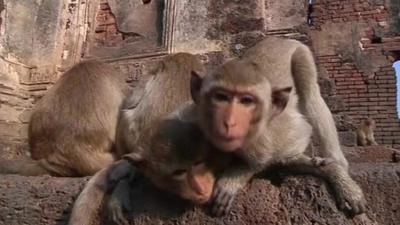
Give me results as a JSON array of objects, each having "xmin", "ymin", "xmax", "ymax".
[
  {"xmin": 357, "ymin": 133, "xmax": 367, "ymax": 146},
  {"xmin": 366, "ymin": 137, "xmax": 378, "ymax": 146},
  {"xmin": 281, "ymin": 154, "xmax": 367, "ymax": 216},
  {"xmin": 0, "ymin": 151, "xmax": 117, "ymax": 177},
  {"xmin": 291, "ymin": 45, "xmax": 349, "ymax": 170},
  {"xmin": 0, "ymin": 158, "xmax": 52, "ymax": 176}
]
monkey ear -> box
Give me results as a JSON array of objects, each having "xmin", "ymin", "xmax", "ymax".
[
  {"xmin": 190, "ymin": 71, "xmax": 203, "ymax": 104},
  {"xmin": 122, "ymin": 152, "xmax": 147, "ymax": 169},
  {"xmin": 271, "ymin": 87, "xmax": 292, "ymax": 117}
]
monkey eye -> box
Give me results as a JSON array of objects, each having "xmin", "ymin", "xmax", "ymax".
[
  {"xmin": 171, "ymin": 169, "xmax": 187, "ymax": 179},
  {"xmin": 211, "ymin": 91, "xmax": 230, "ymax": 102},
  {"xmin": 240, "ymin": 95, "xmax": 256, "ymax": 106}
]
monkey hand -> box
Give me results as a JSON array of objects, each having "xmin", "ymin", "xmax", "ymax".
[
  {"xmin": 311, "ymin": 156, "xmax": 335, "ymax": 167},
  {"xmin": 209, "ymin": 178, "xmax": 242, "ymax": 217},
  {"xmin": 107, "ymin": 195, "xmax": 132, "ymax": 225},
  {"xmin": 106, "ymin": 179, "xmax": 134, "ymax": 225},
  {"xmin": 330, "ymin": 166, "xmax": 367, "ymax": 216},
  {"xmin": 106, "ymin": 160, "xmax": 135, "ymax": 192}
]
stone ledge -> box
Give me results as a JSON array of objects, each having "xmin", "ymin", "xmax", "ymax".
[{"xmin": 0, "ymin": 163, "xmax": 399, "ymax": 225}]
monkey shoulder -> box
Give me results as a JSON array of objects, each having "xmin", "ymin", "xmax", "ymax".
[{"xmin": 244, "ymin": 111, "xmax": 312, "ymax": 166}]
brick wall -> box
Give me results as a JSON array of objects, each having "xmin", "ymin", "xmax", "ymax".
[
  {"xmin": 310, "ymin": 0, "xmax": 400, "ymax": 148},
  {"xmin": 94, "ymin": 0, "xmax": 123, "ymax": 47},
  {"xmin": 310, "ymin": 0, "xmax": 389, "ymax": 28}
]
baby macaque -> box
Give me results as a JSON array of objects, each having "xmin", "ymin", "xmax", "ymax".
[{"xmin": 356, "ymin": 118, "xmax": 378, "ymax": 146}]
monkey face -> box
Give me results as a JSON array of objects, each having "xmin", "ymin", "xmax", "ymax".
[
  {"xmin": 145, "ymin": 161, "xmax": 215, "ymax": 205},
  {"xmin": 191, "ymin": 59, "xmax": 292, "ymax": 153},
  {"xmin": 205, "ymin": 88, "xmax": 258, "ymax": 152},
  {"xmin": 123, "ymin": 120, "xmax": 216, "ymax": 205}
]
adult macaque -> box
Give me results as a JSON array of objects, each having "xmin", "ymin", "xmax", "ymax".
[
  {"xmin": 356, "ymin": 118, "xmax": 378, "ymax": 146},
  {"xmin": 190, "ymin": 37, "xmax": 366, "ymax": 216},
  {"xmin": 0, "ymin": 61, "xmax": 129, "ymax": 176},
  {"xmin": 68, "ymin": 53, "xmax": 225, "ymax": 225}
]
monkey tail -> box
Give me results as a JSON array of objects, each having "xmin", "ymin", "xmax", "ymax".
[
  {"xmin": 68, "ymin": 167, "xmax": 109, "ymax": 225},
  {"xmin": 290, "ymin": 44, "xmax": 349, "ymax": 170},
  {"xmin": 0, "ymin": 158, "xmax": 51, "ymax": 176}
]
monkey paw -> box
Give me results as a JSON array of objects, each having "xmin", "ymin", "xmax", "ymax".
[
  {"xmin": 209, "ymin": 181, "xmax": 238, "ymax": 217},
  {"xmin": 311, "ymin": 157, "xmax": 335, "ymax": 167},
  {"xmin": 333, "ymin": 178, "xmax": 367, "ymax": 216},
  {"xmin": 107, "ymin": 196, "xmax": 132, "ymax": 225}
]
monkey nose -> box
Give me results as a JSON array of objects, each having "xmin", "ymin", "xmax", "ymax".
[{"xmin": 224, "ymin": 118, "xmax": 237, "ymax": 129}]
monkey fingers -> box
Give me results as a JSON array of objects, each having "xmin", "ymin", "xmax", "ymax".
[
  {"xmin": 107, "ymin": 179, "xmax": 133, "ymax": 225},
  {"xmin": 311, "ymin": 157, "xmax": 335, "ymax": 167},
  {"xmin": 108, "ymin": 199, "xmax": 129, "ymax": 225},
  {"xmin": 210, "ymin": 184, "xmax": 236, "ymax": 216},
  {"xmin": 330, "ymin": 174, "xmax": 367, "ymax": 216}
]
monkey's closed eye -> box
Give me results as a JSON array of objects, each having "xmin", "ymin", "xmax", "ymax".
[{"xmin": 240, "ymin": 95, "xmax": 256, "ymax": 105}]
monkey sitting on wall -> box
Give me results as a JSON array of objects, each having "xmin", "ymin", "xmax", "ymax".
[
  {"xmin": 190, "ymin": 37, "xmax": 366, "ymax": 216},
  {"xmin": 356, "ymin": 118, "xmax": 378, "ymax": 146},
  {"xmin": 0, "ymin": 60, "xmax": 130, "ymax": 176},
  {"xmin": 68, "ymin": 53, "xmax": 229, "ymax": 225}
]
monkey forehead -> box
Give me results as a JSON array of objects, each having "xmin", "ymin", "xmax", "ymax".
[
  {"xmin": 148, "ymin": 119, "xmax": 207, "ymax": 159},
  {"xmin": 209, "ymin": 59, "xmax": 267, "ymax": 85},
  {"xmin": 200, "ymin": 75, "xmax": 271, "ymax": 96}
]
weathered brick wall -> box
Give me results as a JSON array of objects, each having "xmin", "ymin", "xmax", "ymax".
[
  {"xmin": 310, "ymin": 0, "xmax": 389, "ymax": 27},
  {"xmin": 94, "ymin": 1, "xmax": 123, "ymax": 48},
  {"xmin": 310, "ymin": 0, "xmax": 400, "ymax": 148}
]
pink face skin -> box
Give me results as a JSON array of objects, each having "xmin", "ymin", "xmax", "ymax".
[{"xmin": 207, "ymin": 88, "xmax": 257, "ymax": 152}]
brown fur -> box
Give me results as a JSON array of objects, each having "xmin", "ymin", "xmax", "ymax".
[
  {"xmin": 68, "ymin": 53, "xmax": 223, "ymax": 225},
  {"xmin": 0, "ymin": 60, "xmax": 129, "ymax": 176},
  {"xmin": 356, "ymin": 118, "xmax": 378, "ymax": 146},
  {"xmin": 191, "ymin": 37, "xmax": 366, "ymax": 216}
]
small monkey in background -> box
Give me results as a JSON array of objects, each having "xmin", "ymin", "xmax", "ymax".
[
  {"xmin": 356, "ymin": 118, "xmax": 378, "ymax": 146},
  {"xmin": 191, "ymin": 37, "xmax": 366, "ymax": 216},
  {"xmin": 68, "ymin": 53, "xmax": 225, "ymax": 225},
  {"xmin": 0, "ymin": 61, "xmax": 129, "ymax": 176}
]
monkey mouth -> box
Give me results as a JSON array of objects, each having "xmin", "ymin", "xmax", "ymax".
[
  {"xmin": 218, "ymin": 136, "xmax": 237, "ymax": 142},
  {"xmin": 212, "ymin": 137, "xmax": 243, "ymax": 152},
  {"xmin": 214, "ymin": 132, "xmax": 242, "ymax": 141}
]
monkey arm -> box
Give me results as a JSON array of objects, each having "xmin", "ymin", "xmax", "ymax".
[
  {"xmin": 210, "ymin": 159, "xmax": 260, "ymax": 216},
  {"xmin": 366, "ymin": 133, "xmax": 378, "ymax": 145}
]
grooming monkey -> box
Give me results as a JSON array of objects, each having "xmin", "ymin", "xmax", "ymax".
[
  {"xmin": 68, "ymin": 53, "xmax": 225, "ymax": 225},
  {"xmin": 0, "ymin": 61, "xmax": 129, "ymax": 176},
  {"xmin": 356, "ymin": 118, "xmax": 378, "ymax": 146},
  {"xmin": 190, "ymin": 37, "xmax": 366, "ymax": 216}
]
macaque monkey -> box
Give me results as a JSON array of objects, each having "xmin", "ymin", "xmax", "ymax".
[
  {"xmin": 190, "ymin": 37, "xmax": 366, "ymax": 216},
  {"xmin": 0, "ymin": 61, "xmax": 129, "ymax": 176},
  {"xmin": 356, "ymin": 118, "xmax": 378, "ymax": 146},
  {"xmin": 68, "ymin": 53, "xmax": 223, "ymax": 225}
]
